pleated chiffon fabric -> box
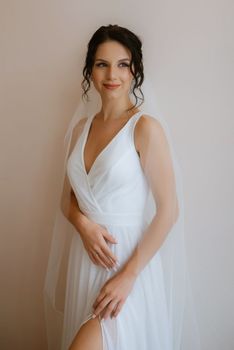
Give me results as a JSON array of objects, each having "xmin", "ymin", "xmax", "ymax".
[
  {"xmin": 61, "ymin": 111, "xmax": 171, "ymax": 349},
  {"xmin": 43, "ymin": 78, "xmax": 201, "ymax": 350}
]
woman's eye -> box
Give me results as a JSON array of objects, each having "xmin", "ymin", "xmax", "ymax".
[
  {"xmin": 95, "ymin": 62, "xmax": 129, "ymax": 68},
  {"xmin": 120, "ymin": 62, "xmax": 129, "ymax": 67}
]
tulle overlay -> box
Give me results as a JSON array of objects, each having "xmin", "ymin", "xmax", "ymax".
[{"xmin": 43, "ymin": 79, "xmax": 201, "ymax": 349}]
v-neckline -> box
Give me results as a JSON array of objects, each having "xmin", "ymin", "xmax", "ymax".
[{"xmin": 82, "ymin": 110, "xmax": 141, "ymax": 176}]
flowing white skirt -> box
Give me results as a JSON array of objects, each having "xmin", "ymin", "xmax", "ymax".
[{"xmin": 61, "ymin": 214, "xmax": 172, "ymax": 350}]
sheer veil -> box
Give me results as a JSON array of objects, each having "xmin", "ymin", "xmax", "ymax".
[{"xmin": 43, "ymin": 41, "xmax": 201, "ymax": 350}]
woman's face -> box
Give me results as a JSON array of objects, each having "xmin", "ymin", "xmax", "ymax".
[{"xmin": 91, "ymin": 40, "xmax": 134, "ymax": 99}]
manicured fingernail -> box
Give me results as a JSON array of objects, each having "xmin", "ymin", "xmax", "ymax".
[
  {"xmin": 116, "ymin": 261, "xmax": 120, "ymax": 266},
  {"xmin": 92, "ymin": 314, "xmax": 96, "ymax": 318}
]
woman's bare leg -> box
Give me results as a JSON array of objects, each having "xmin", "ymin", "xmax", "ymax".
[{"xmin": 69, "ymin": 317, "xmax": 103, "ymax": 350}]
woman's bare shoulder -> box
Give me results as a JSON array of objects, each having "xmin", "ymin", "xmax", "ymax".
[{"xmin": 134, "ymin": 114, "xmax": 166, "ymax": 151}]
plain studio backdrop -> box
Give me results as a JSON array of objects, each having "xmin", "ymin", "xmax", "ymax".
[{"xmin": 0, "ymin": 1, "xmax": 233, "ymax": 349}]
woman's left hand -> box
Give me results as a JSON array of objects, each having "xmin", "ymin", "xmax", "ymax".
[{"xmin": 92, "ymin": 270, "xmax": 137, "ymax": 320}]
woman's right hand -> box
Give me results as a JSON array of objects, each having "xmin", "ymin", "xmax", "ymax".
[{"xmin": 79, "ymin": 219, "xmax": 119, "ymax": 270}]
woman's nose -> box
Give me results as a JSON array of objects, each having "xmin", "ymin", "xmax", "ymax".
[{"xmin": 106, "ymin": 65, "xmax": 117, "ymax": 79}]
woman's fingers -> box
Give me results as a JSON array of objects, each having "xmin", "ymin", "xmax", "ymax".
[
  {"xmin": 90, "ymin": 251, "xmax": 108, "ymax": 269},
  {"xmin": 89, "ymin": 252, "xmax": 98, "ymax": 265},
  {"xmin": 94, "ymin": 249, "xmax": 117, "ymax": 270},
  {"xmin": 91, "ymin": 248, "xmax": 113, "ymax": 270},
  {"xmin": 84, "ymin": 224, "xmax": 119, "ymax": 269},
  {"xmin": 93, "ymin": 296, "xmax": 122, "ymax": 320},
  {"xmin": 93, "ymin": 295, "xmax": 113, "ymax": 318},
  {"xmin": 97, "ymin": 235, "xmax": 119, "ymax": 268},
  {"xmin": 102, "ymin": 299, "xmax": 120, "ymax": 320},
  {"xmin": 93, "ymin": 250, "xmax": 119, "ymax": 270},
  {"xmin": 111, "ymin": 301, "xmax": 119, "ymax": 318},
  {"xmin": 112, "ymin": 299, "xmax": 124, "ymax": 317},
  {"xmin": 101, "ymin": 245, "xmax": 119, "ymax": 266},
  {"xmin": 102, "ymin": 230, "xmax": 118, "ymax": 244}
]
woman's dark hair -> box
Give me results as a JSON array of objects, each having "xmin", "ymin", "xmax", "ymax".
[{"xmin": 81, "ymin": 24, "xmax": 144, "ymax": 112}]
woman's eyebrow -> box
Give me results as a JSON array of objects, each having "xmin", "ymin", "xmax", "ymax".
[{"xmin": 95, "ymin": 58, "xmax": 130, "ymax": 62}]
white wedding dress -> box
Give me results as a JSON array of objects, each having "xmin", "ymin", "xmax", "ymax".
[{"xmin": 61, "ymin": 111, "xmax": 172, "ymax": 350}]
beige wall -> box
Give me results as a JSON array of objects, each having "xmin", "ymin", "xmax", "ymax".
[{"xmin": 0, "ymin": 1, "xmax": 233, "ymax": 349}]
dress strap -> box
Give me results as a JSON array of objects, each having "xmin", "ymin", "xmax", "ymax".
[{"xmin": 129, "ymin": 111, "xmax": 145, "ymax": 149}]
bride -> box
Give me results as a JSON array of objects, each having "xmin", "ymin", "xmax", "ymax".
[{"xmin": 44, "ymin": 24, "xmax": 200, "ymax": 350}]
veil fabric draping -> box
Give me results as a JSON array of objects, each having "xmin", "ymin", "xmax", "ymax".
[{"xmin": 43, "ymin": 73, "xmax": 201, "ymax": 349}]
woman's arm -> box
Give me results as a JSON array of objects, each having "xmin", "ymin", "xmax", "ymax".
[
  {"xmin": 60, "ymin": 118, "xmax": 119, "ymax": 269},
  {"xmin": 122, "ymin": 115, "xmax": 179, "ymax": 278},
  {"xmin": 61, "ymin": 184, "xmax": 90, "ymax": 233}
]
